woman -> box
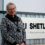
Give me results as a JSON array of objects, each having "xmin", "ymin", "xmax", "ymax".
[{"xmin": 1, "ymin": 3, "xmax": 26, "ymax": 45}]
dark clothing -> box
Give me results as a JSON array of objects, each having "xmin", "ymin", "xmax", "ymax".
[
  {"xmin": 5, "ymin": 14, "xmax": 19, "ymax": 22},
  {"xmin": 1, "ymin": 14, "xmax": 26, "ymax": 45}
]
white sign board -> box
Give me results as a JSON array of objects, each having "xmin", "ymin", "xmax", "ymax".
[{"xmin": 21, "ymin": 17, "xmax": 45, "ymax": 39}]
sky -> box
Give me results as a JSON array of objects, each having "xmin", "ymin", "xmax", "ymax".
[{"xmin": 4, "ymin": 0, "xmax": 45, "ymax": 13}]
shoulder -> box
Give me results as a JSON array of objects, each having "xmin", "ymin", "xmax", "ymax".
[
  {"xmin": 2, "ymin": 18, "xmax": 6, "ymax": 22},
  {"xmin": 2, "ymin": 16, "xmax": 7, "ymax": 20},
  {"xmin": 1, "ymin": 17, "xmax": 8, "ymax": 23},
  {"xmin": 16, "ymin": 15, "xmax": 22, "ymax": 21}
]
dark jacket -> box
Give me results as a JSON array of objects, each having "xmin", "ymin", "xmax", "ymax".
[{"xmin": 1, "ymin": 14, "xmax": 26, "ymax": 45}]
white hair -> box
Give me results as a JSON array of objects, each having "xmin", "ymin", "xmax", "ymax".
[{"xmin": 6, "ymin": 2, "xmax": 16, "ymax": 10}]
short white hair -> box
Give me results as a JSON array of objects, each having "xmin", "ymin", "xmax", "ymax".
[{"xmin": 6, "ymin": 2, "xmax": 16, "ymax": 10}]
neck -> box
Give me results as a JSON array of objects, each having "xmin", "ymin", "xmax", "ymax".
[{"xmin": 7, "ymin": 14, "xmax": 16, "ymax": 17}]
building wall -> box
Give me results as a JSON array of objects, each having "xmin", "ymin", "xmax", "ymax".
[
  {"xmin": 0, "ymin": 0, "xmax": 2, "ymax": 10},
  {"xmin": 0, "ymin": 0, "xmax": 3, "ymax": 45}
]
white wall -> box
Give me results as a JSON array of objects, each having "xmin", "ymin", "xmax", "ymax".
[
  {"xmin": 4, "ymin": 0, "xmax": 45, "ymax": 13},
  {"xmin": 0, "ymin": 0, "xmax": 2, "ymax": 10}
]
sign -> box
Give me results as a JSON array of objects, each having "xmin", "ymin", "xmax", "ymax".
[{"xmin": 21, "ymin": 17, "xmax": 45, "ymax": 39}]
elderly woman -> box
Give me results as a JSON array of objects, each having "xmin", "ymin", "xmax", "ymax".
[{"xmin": 1, "ymin": 3, "xmax": 26, "ymax": 45}]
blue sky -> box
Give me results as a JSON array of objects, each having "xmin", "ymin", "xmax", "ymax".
[{"xmin": 4, "ymin": 0, "xmax": 45, "ymax": 13}]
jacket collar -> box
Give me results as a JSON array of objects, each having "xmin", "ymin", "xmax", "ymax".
[{"xmin": 5, "ymin": 14, "xmax": 19, "ymax": 22}]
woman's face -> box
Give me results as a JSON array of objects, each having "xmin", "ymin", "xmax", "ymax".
[{"xmin": 7, "ymin": 4, "xmax": 16, "ymax": 16}]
